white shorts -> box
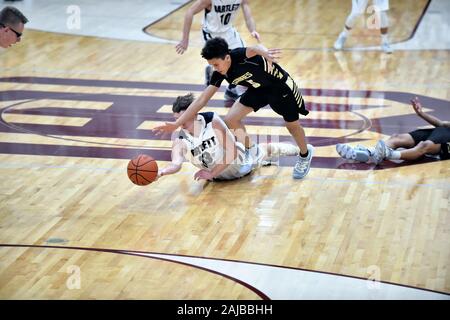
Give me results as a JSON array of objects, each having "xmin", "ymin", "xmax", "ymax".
[
  {"xmin": 352, "ymin": 0, "xmax": 389, "ymax": 15},
  {"xmin": 201, "ymin": 27, "xmax": 245, "ymax": 50},
  {"xmin": 213, "ymin": 143, "xmax": 266, "ymax": 181}
]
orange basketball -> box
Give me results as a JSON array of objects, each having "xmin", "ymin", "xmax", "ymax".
[{"xmin": 127, "ymin": 154, "xmax": 158, "ymax": 186}]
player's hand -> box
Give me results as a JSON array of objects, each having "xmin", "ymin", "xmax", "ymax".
[
  {"xmin": 154, "ymin": 170, "xmax": 164, "ymax": 182},
  {"xmin": 175, "ymin": 39, "xmax": 188, "ymax": 55},
  {"xmin": 194, "ymin": 169, "xmax": 215, "ymax": 181},
  {"xmin": 411, "ymin": 97, "xmax": 423, "ymax": 114},
  {"xmin": 266, "ymin": 48, "xmax": 282, "ymax": 63},
  {"xmin": 152, "ymin": 122, "xmax": 179, "ymax": 135},
  {"xmin": 251, "ymin": 31, "xmax": 261, "ymax": 43}
]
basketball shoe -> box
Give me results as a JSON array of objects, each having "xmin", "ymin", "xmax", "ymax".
[
  {"xmin": 336, "ymin": 144, "xmax": 371, "ymax": 162},
  {"xmin": 293, "ymin": 144, "xmax": 314, "ymax": 179}
]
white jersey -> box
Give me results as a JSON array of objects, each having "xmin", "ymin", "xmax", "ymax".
[
  {"xmin": 178, "ymin": 112, "xmax": 253, "ymax": 180},
  {"xmin": 203, "ymin": 0, "xmax": 242, "ymax": 33}
]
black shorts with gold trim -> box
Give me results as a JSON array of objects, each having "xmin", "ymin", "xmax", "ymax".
[{"xmin": 239, "ymin": 76, "xmax": 309, "ymax": 122}]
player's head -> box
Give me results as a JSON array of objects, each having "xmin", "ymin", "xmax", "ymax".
[
  {"xmin": 0, "ymin": 6, "xmax": 28, "ymax": 48},
  {"xmin": 201, "ymin": 37, "xmax": 232, "ymax": 75},
  {"xmin": 172, "ymin": 93, "xmax": 195, "ymax": 129}
]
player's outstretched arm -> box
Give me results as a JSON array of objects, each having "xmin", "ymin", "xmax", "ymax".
[
  {"xmin": 411, "ymin": 97, "xmax": 448, "ymax": 128},
  {"xmin": 241, "ymin": 0, "xmax": 261, "ymax": 42},
  {"xmin": 153, "ymin": 85, "xmax": 219, "ymax": 135},
  {"xmin": 157, "ymin": 139, "xmax": 186, "ymax": 179},
  {"xmin": 246, "ymin": 44, "xmax": 281, "ymax": 63},
  {"xmin": 176, "ymin": 0, "xmax": 210, "ymax": 54}
]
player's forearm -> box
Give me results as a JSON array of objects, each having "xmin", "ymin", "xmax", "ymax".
[
  {"xmin": 417, "ymin": 111, "xmax": 445, "ymax": 127},
  {"xmin": 160, "ymin": 163, "xmax": 182, "ymax": 176},
  {"xmin": 245, "ymin": 44, "xmax": 267, "ymax": 58},
  {"xmin": 242, "ymin": 7, "xmax": 256, "ymax": 33},
  {"xmin": 181, "ymin": 12, "xmax": 194, "ymax": 41}
]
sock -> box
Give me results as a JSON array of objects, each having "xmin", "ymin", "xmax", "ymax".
[
  {"xmin": 342, "ymin": 28, "xmax": 349, "ymax": 37},
  {"xmin": 300, "ymin": 150, "xmax": 309, "ymax": 158},
  {"xmin": 388, "ymin": 150, "xmax": 401, "ymax": 160},
  {"xmin": 381, "ymin": 34, "xmax": 389, "ymax": 44}
]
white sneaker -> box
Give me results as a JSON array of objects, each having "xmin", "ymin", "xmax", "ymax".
[
  {"xmin": 293, "ymin": 144, "xmax": 314, "ymax": 179},
  {"xmin": 336, "ymin": 144, "xmax": 370, "ymax": 162},
  {"xmin": 373, "ymin": 140, "xmax": 387, "ymax": 164},
  {"xmin": 382, "ymin": 42, "xmax": 393, "ymax": 54},
  {"xmin": 249, "ymin": 144, "xmax": 265, "ymax": 169},
  {"xmin": 334, "ymin": 33, "xmax": 347, "ymax": 50}
]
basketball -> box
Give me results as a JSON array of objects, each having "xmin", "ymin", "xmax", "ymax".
[{"xmin": 127, "ymin": 154, "xmax": 158, "ymax": 186}]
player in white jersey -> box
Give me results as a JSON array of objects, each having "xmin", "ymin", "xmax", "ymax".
[
  {"xmin": 156, "ymin": 94, "xmax": 300, "ymax": 181},
  {"xmin": 175, "ymin": 0, "xmax": 260, "ymax": 103},
  {"xmin": 334, "ymin": 0, "xmax": 393, "ymax": 53}
]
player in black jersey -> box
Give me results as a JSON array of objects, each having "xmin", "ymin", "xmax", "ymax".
[
  {"xmin": 154, "ymin": 37, "xmax": 313, "ymax": 179},
  {"xmin": 336, "ymin": 97, "xmax": 450, "ymax": 163}
]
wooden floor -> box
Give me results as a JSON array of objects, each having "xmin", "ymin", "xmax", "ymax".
[{"xmin": 0, "ymin": 0, "xmax": 449, "ymax": 299}]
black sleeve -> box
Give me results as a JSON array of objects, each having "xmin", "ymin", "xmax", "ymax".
[
  {"xmin": 231, "ymin": 47, "xmax": 247, "ymax": 61},
  {"xmin": 209, "ymin": 71, "xmax": 225, "ymax": 87}
]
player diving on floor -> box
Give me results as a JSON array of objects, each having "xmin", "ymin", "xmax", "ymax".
[{"xmin": 155, "ymin": 93, "xmax": 300, "ymax": 181}]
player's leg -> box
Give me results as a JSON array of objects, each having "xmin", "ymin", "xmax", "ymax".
[
  {"xmin": 284, "ymin": 121, "xmax": 314, "ymax": 179},
  {"xmin": 223, "ymin": 100, "xmax": 254, "ymax": 149},
  {"xmin": 373, "ymin": 138, "xmax": 440, "ymax": 164},
  {"xmin": 396, "ymin": 141, "xmax": 441, "ymax": 161},
  {"xmin": 269, "ymin": 78, "xmax": 313, "ymax": 178},
  {"xmin": 258, "ymin": 142, "xmax": 300, "ymax": 166},
  {"xmin": 385, "ymin": 133, "xmax": 416, "ymax": 149},
  {"xmin": 334, "ymin": 0, "xmax": 368, "ymax": 50},
  {"xmin": 372, "ymin": 0, "xmax": 392, "ymax": 53}
]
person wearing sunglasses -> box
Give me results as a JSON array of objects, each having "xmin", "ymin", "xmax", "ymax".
[{"xmin": 0, "ymin": 6, "xmax": 28, "ymax": 49}]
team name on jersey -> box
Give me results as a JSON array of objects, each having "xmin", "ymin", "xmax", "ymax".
[
  {"xmin": 231, "ymin": 72, "xmax": 253, "ymax": 86},
  {"xmin": 214, "ymin": 4, "xmax": 240, "ymax": 13},
  {"xmin": 191, "ymin": 136, "xmax": 217, "ymax": 156}
]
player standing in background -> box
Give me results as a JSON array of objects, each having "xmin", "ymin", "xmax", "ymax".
[
  {"xmin": 334, "ymin": 0, "xmax": 393, "ymax": 53},
  {"xmin": 175, "ymin": 0, "xmax": 261, "ymax": 103}
]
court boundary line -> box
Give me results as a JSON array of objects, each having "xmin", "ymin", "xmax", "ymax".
[{"xmin": 0, "ymin": 243, "xmax": 448, "ymax": 297}]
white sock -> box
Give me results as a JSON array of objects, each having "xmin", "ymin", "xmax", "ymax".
[
  {"xmin": 381, "ymin": 34, "xmax": 389, "ymax": 44},
  {"xmin": 342, "ymin": 28, "xmax": 349, "ymax": 37},
  {"xmin": 388, "ymin": 150, "xmax": 401, "ymax": 160}
]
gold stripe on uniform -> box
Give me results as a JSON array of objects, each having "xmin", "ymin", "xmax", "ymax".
[
  {"xmin": 286, "ymin": 76, "xmax": 303, "ymax": 105},
  {"xmin": 262, "ymin": 56, "xmax": 268, "ymax": 73}
]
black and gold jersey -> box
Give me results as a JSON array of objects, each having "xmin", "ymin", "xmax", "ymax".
[{"xmin": 209, "ymin": 48, "xmax": 289, "ymax": 89}]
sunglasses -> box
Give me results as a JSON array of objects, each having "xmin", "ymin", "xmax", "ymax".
[{"xmin": 0, "ymin": 23, "xmax": 22, "ymax": 39}]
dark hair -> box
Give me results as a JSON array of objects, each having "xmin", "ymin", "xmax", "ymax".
[
  {"xmin": 201, "ymin": 37, "xmax": 230, "ymax": 60},
  {"xmin": 172, "ymin": 93, "xmax": 195, "ymax": 113},
  {"xmin": 0, "ymin": 6, "xmax": 28, "ymax": 27}
]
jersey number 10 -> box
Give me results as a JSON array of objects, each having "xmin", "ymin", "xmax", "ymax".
[{"xmin": 220, "ymin": 13, "xmax": 232, "ymax": 25}]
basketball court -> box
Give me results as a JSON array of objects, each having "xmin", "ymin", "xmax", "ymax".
[{"xmin": 0, "ymin": 0, "xmax": 449, "ymax": 299}]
